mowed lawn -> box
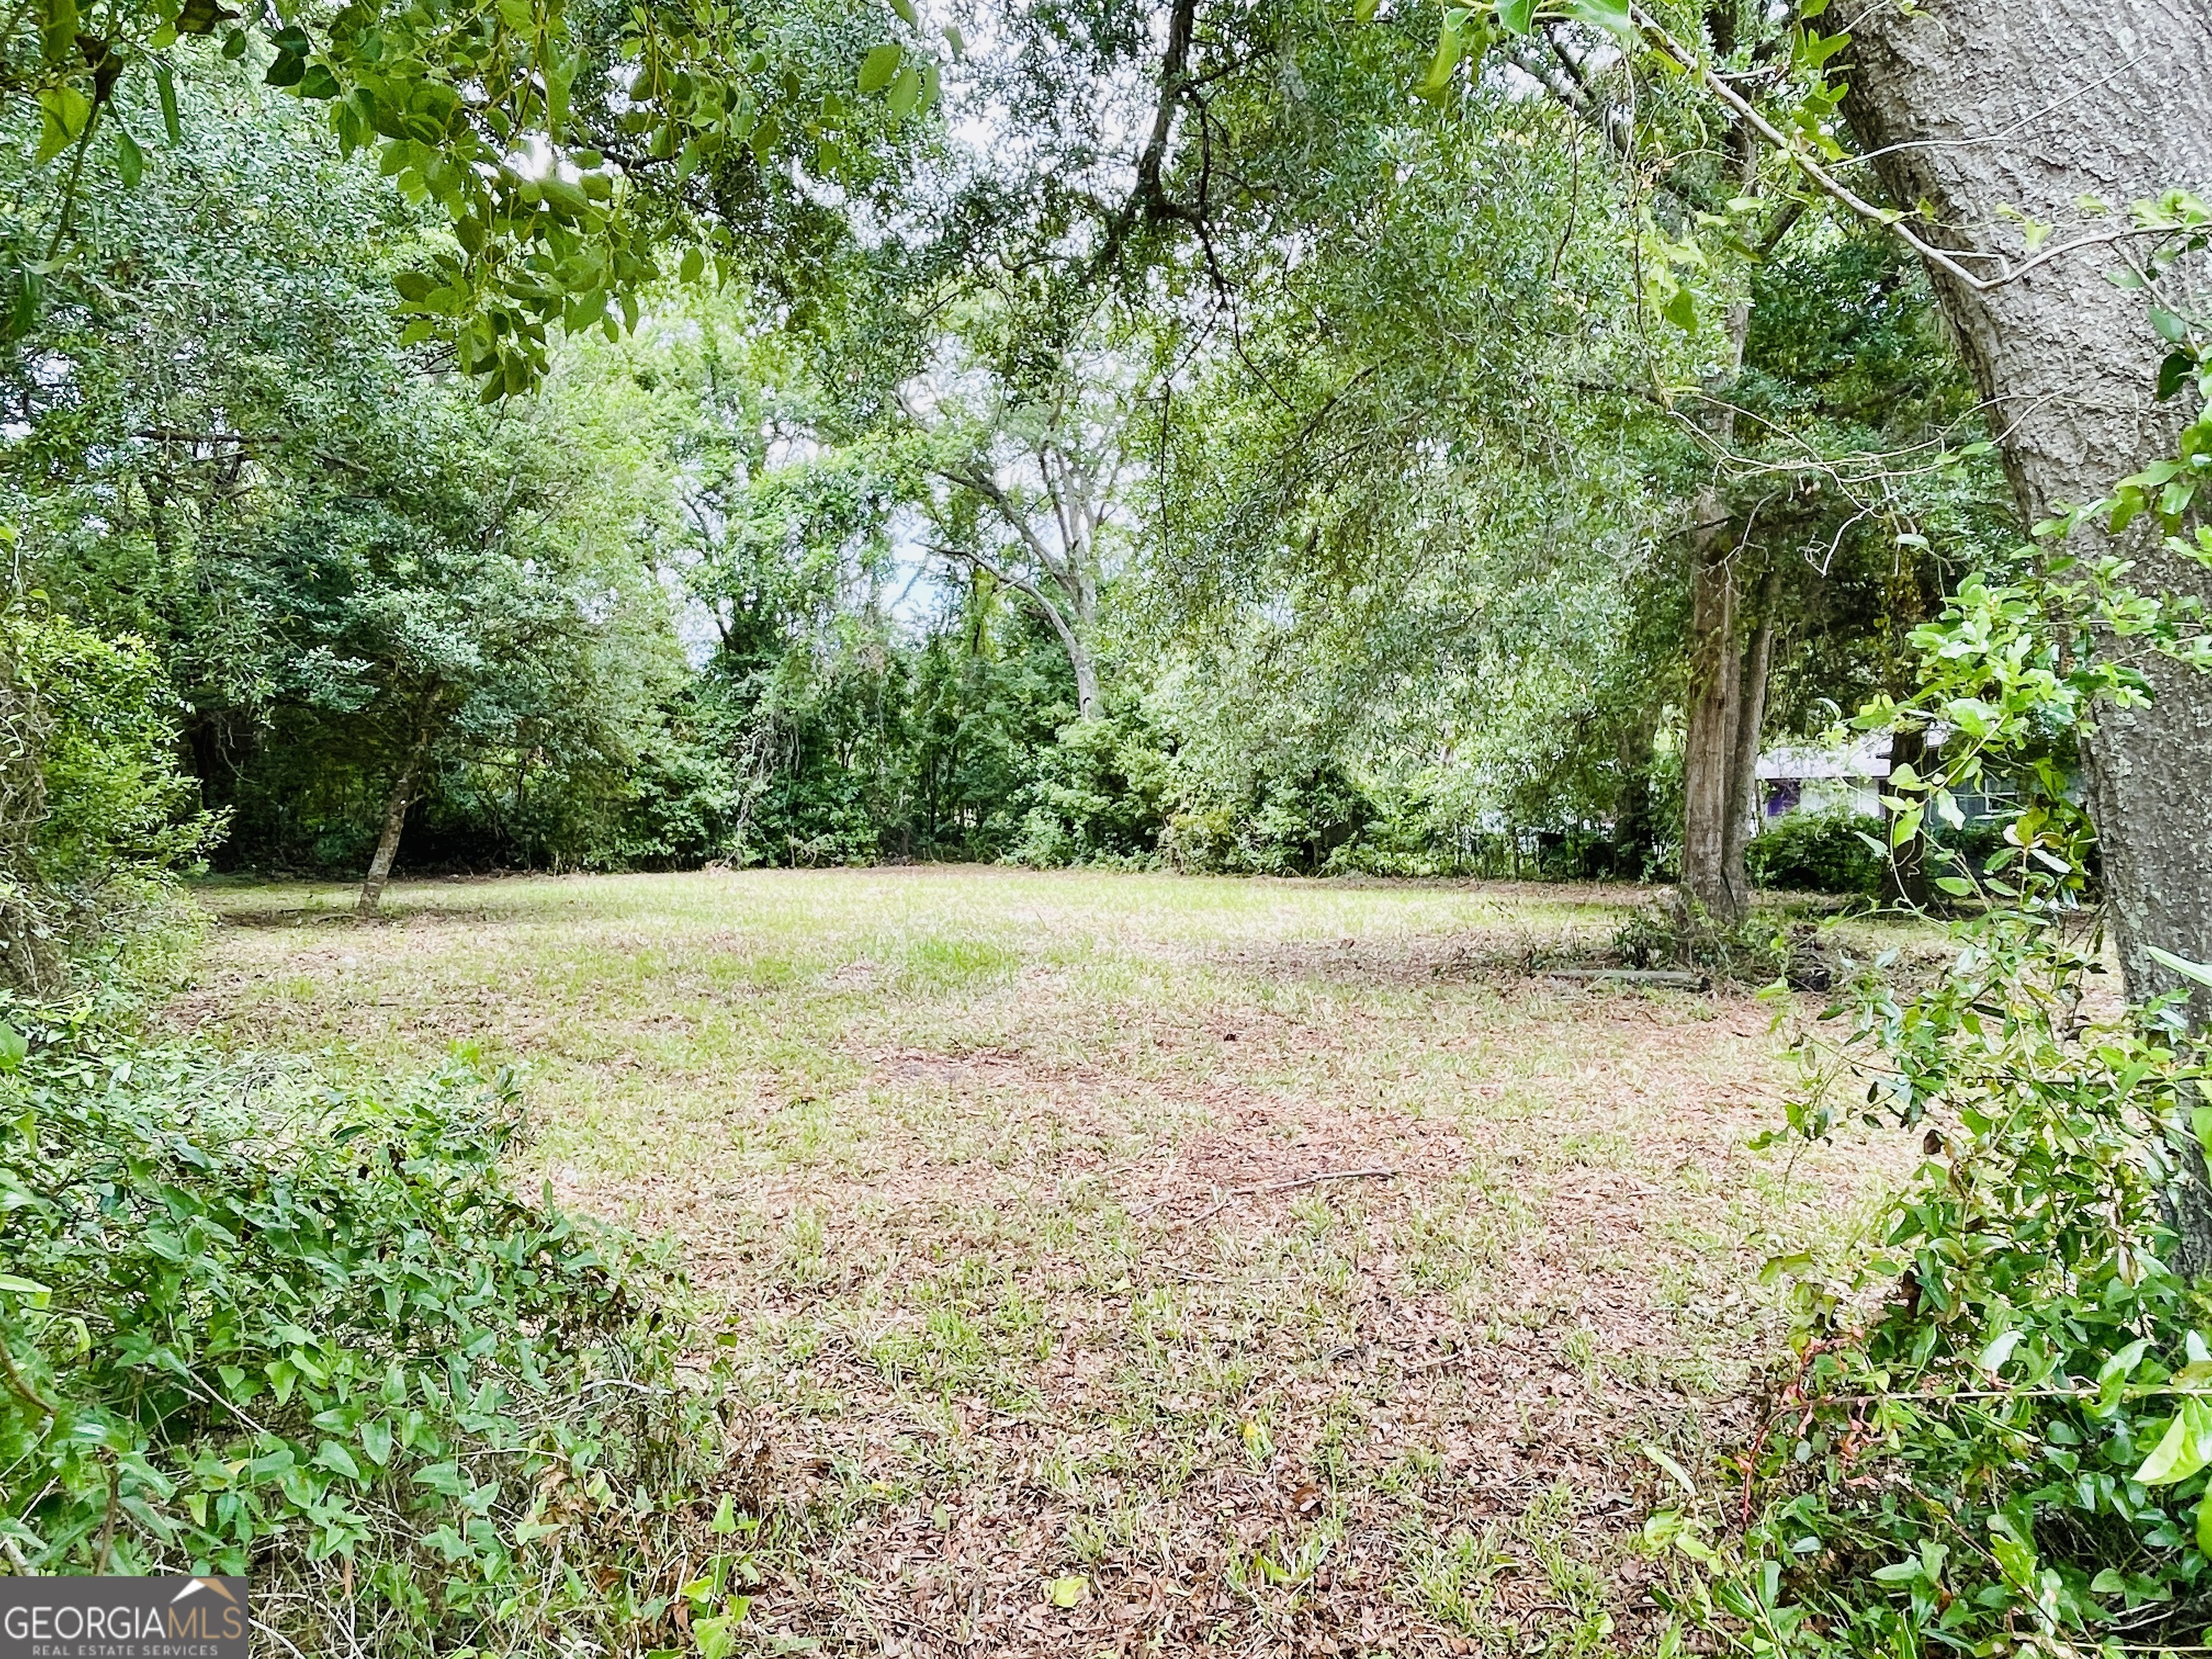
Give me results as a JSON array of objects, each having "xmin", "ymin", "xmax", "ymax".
[{"xmin": 171, "ymin": 868, "xmax": 1912, "ymax": 1658}]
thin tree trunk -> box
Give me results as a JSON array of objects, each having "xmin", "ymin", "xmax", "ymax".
[
  {"xmin": 357, "ymin": 727, "xmax": 434, "ymax": 919},
  {"xmin": 1067, "ymin": 629, "xmax": 1102, "ymax": 721},
  {"xmin": 1723, "ymin": 560, "xmax": 1781, "ymax": 895},
  {"xmin": 1840, "ymin": 0, "xmax": 2212, "ymax": 1267},
  {"xmin": 1612, "ymin": 713, "xmax": 1658, "ymax": 880},
  {"xmin": 1680, "ymin": 499, "xmax": 1744, "ymax": 920},
  {"xmin": 1882, "ymin": 724, "xmax": 1932, "ymax": 909}
]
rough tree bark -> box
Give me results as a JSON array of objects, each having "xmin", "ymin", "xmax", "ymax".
[
  {"xmin": 356, "ymin": 722, "xmax": 436, "ymax": 919},
  {"xmin": 1842, "ymin": 0, "xmax": 2212, "ymax": 1006},
  {"xmin": 1680, "ymin": 505, "xmax": 1747, "ymax": 920},
  {"xmin": 1881, "ymin": 724, "xmax": 1931, "ymax": 910},
  {"xmin": 1840, "ymin": 0, "xmax": 2212, "ymax": 1260},
  {"xmin": 1724, "ymin": 560, "xmax": 1783, "ymax": 895},
  {"xmin": 1683, "ymin": 544, "xmax": 1781, "ymax": 922}
]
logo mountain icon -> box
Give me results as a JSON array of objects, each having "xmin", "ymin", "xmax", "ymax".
[{"xmin": 169, "ymin": 1578, "xmax": 241, "ymax": 1606}]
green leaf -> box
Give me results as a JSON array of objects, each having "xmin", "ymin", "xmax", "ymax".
[
  {"xmin": 359, "ymin": 1417, "xmax": 393, "ymax": 1467},
  {"xmin": 2152, "ymin": 309, "xmax": 2189, "ymax": 344},
  {"xmin": 1990, "ymin": 1531, "xmax": 2036, "ymax": 1591},
  {"xmin": 886, "ymin": 63, "xmax": 923, "ymax": 119},
  {"xmin": 679, "ymin": 246, "xmax": 705, "ymax": 284},
  {"xmin": 1976, "ymin": 1328, "xmax": 2023, "ymax": 1376},
  {"xmin": 2147, "ymin": 945, "xmax": 2212, "ymax": 989},
  {"xmin": 858, "ymin": 42, "xmax": 904, "ymax": 94},
  {"xmin": 1498, "ymin": 0, "xmax": 1535, "ymax": 32},
  {"xmin": 314, "ymin": 1439, "xmax": 363, "ymax": 1480},
  {"xmin": 2159, "ymin": 350, "xmax": 2196, "ymax": 402},
  {"xmin": 889, "ymin": 0, "xmax": 918, "ymax": 21},
  {"xmin": 37, "ymin": 84, "xmax": 94, "ymax": 165},
  {"xmin": 1046, "ymin": 1574, "xmax": 1089, "ymax": 1608},
  {"xmin": 1564, "ymin": 0, "xmax": 1631, "ymax": 36},
  {"xmin": 114, "ymin": 126, "xmax": 145, "ymax": 187},
  {"xmin": 2135, "ymin": 1402, "xmax": 2212, "ymax": 1485},
  {"xmin": 1417, "ymin": 23, "xmax": 1466, "ymax": 98},
  {"xmin": 1643, "ymin": 1444, "xmax": 1696, "ymax": 1498},
  {"xmin": 0, "ymin": 1025, "xmax": 26, "ymax": 1074},
  {"xmin": 156, "ymin": 65, "xmax": 183, "ymax": 143}
]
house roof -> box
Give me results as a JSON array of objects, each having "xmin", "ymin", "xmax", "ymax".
[{"xmin": 1755, "ymin": 735, "xmax": 1893, "ymax": 782}]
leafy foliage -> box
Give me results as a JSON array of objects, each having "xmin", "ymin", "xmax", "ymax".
[
  {"xmin": 1645, "ymin": 463, "xmax": 2212, "ymax": 1654},
  {"xmin": 0, "ymin": 1018, "xmax": 745, "ymax": 1652},
  {"xmin": 1745, "ymin": 811, "xmax": 1886, "ymax": 897},
  {"xmin": 0, "ymin": 593, "xmax": 217, "ymax": 995}
]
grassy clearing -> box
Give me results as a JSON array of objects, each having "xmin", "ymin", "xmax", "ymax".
[{"xmin": 173, "ymin": 868, "xmax": 1922, "ymax": 1657}]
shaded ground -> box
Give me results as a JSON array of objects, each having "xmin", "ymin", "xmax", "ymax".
[{"xmin": 173, "ymin": 868, "xmax": 1920, "ymax": 1657}]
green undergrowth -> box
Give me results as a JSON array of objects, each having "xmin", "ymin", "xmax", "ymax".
[
  {"xmin": 0, "ymin": 1009, "xmax": 755, "ymax": 1657},
  {"xmin": 1640, "ymin": 433, "xmax": 2212, "ymax": 1655}
]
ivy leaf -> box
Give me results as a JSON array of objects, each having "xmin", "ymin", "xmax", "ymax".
[
  {"xmin": 0, "ymin": 1024, "xmax": 26, "ymax": 1074},
  {"xmin": 359, "ymin": 1417, "xmax": 392, "ymax": 1467},
  {"xmin": 1498, "ymin": 0, "xmax": 1535, "ymax": 32},
  {"xmin": 2157, "ymin": 351, "xmax": 2195, "ymax": 402},
  {"xmin": 1976, "ymin": 1329, "xmax": 2023, "ymax": 1376}
]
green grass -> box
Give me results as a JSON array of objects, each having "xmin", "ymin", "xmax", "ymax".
[{"xmin": 175, "ymin": 866, "xmax": 1919, "ymax": 1655}]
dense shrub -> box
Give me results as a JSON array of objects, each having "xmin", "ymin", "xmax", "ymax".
[
  {"xmin": 0, "ymin": 1019, "xmax": 745, "ymax": 1655},
  {"xmin": 0, "ymin": 597, "xmax": 221, "ymax": 995},
  {"xmin": 1645, "ymin": 559, "xmax": 2212, "ymax": 1658},
  {"xmin": 1745, "ymin": 809, "xmax": 1887, "ymax": 895}
]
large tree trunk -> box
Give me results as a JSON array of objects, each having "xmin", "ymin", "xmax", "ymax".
[
  {"xmin": 357, "ymin": 726, "xmax": 435, "ymax": 919},
  {"xmin": 1841, "ymin": 0, "xmax": 2212, "ymax": 1015},
  {"xmin": 1840, "ymin": 0, "xmax": 2212, "ymax": 1268}
]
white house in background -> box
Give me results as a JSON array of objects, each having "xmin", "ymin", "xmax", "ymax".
[
  {"xmin": 1755, "ymin": 729, "xmax": 2018, "ymax": 830},
  {"xmin": 1755, "ymin": 734, "xmax": 1896, "ymax": 824}
]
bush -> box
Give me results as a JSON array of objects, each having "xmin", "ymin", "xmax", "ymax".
[
  {"xmin": 0, "ymin": 1017, "xmax": 747, "ymax": 1655},
  {"xmin": 0, "ymin": 598, "xmax": 222, "ymax": 995},
  {"xmin": 1642, "ymin": 556, "xmax": 2212, "ymax": 1658},
  {"xmin": 1745, "ymin": 809, "xmax": 1887, "ymax": 896}
]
